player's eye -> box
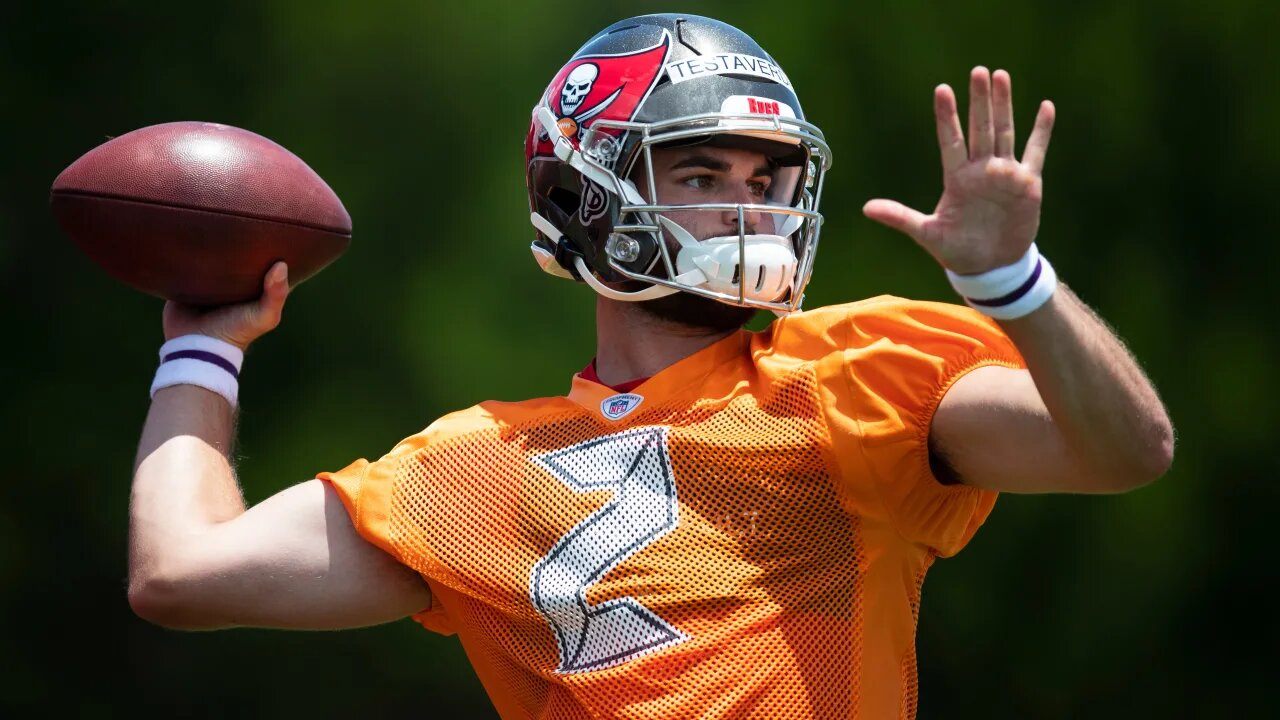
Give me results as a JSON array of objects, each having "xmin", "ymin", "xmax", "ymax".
[
  {"xmin": 681, "ymin": 174, "xmax": 716, "ymax": 191},
  {"xmin": 748, "ymin": 179, "xmax": 770, "ymax": 198}
]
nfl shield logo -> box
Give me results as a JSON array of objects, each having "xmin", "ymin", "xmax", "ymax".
[{"xmin": 600, "ymin": 393, "xmax": 643, "ymax": 421}]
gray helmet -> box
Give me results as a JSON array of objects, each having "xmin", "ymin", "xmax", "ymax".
[{"xmin": 524, "ymin": 14, "xmax": 832, "ymax": 312}]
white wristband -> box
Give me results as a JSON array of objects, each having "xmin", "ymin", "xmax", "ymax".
[
  {"xmin": 945, "ymin": 243, "xmax": 1058, "ymax": 320},
  {"xmin": 149, "ymin": 335, "xmax": 244, "ymax": 407}
]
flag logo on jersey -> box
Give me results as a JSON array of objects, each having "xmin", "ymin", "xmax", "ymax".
[{"xmin": 600, "ymin": 393, "xmax": 644, "ymax": 420}]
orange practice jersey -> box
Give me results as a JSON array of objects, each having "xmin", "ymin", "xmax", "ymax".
[{"xmin": 318, "ymin": 297, "xmax": 1026, "ymax": 719}]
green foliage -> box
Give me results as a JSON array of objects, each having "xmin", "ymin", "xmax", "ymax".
[{"xmin": 2, "ymin": 0, "xmax": 1274, "ymax": 715}]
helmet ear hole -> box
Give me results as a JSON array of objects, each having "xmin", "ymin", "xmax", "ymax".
[{"xmin": 548, "ymin": 187, "xmax": 581, "ymax": 217}]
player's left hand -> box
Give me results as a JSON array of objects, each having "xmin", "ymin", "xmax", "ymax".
[{"xmin": 863, "ymin": 67, "xmax": 1055, "ymax": 275}]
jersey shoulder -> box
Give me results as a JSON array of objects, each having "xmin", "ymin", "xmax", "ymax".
[
  {"xmin": 762, "ymin": 295, "xmax": 1010, "ymax": 362},
  {"xmin": 779, "ymin": 299, "xmax": 1015, "ymax": 557}
]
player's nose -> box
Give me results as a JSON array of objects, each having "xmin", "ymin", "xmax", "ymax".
[{"xmin": 720, "ymin": 184, "xmax": 765, "ymax": 235}]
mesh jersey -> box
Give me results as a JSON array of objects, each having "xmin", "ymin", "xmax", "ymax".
[{"xmin": 318, "ymin": 296, "xmax": 1025, "ymax": 720}]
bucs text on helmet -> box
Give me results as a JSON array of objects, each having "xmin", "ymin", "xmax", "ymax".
[{"xmin": 525, "ymin": 14, "xmax": 832, "ymax": 313}]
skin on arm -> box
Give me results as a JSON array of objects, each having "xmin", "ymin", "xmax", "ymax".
[
  {"xmin": 931, "ymin": 287, "xmax": 1173, "ymax": 494},
  {"xmin": 865, "ymin": 68, "xmax": 1174, "ymax": 493},
  {"xmin": 128, "ymin": 263, "xmax": 431, "ymax": 630}
]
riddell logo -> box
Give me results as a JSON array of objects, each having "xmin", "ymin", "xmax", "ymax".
[
  {"xmin": 747, "ymin": 98, "xmax": 781, "ymax": 115},
  {"xmin": 600, "ymin": 393, "xmax": 643, "ymax": 421}
]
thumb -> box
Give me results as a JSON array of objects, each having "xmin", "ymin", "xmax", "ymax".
[
  {"xmin": 862, "ymin": 199, "xmax": 929, "ymax": 242},
  {"xmin": 257, "ymin": 262, "xmax": 290, "ymax": 328}
]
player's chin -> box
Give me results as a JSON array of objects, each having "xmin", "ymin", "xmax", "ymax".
[{"xmin": 638, "ymin": 291, "xmax": 758, "ymax": 332}]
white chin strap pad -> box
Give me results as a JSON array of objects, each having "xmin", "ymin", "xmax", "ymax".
[{"xmin": 673, "ymin": 232, "xmax": 798, "ymax": 303}]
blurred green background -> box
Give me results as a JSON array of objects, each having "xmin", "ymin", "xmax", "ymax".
[{"xmin": 3, "ymin": 0, "xmax": 1275, "ymax": 716}]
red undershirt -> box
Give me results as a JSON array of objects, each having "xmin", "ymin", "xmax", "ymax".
[{"xmin": 580, "ymin": 360, "xmax": 649, "ymax": 393}]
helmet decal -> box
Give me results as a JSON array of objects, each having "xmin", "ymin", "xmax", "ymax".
[
  {"xmin": 531, "ymin": 31, "xmax": 671, "ymax": 161},
  {"xmin": 665, "ymin": 52, "xmax": 793, "ymax": 89},
  {"xmin": 579, "ymin": 175, "xmax": 608, "ymax": 224}
]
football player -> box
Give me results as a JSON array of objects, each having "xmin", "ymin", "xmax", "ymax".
[{"xmin": 128, "ymin": 14, "xmax": 1174, "ymax": 719}]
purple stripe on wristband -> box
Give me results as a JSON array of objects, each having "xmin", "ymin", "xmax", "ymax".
[
  {"xmin": 967, "ymin": 258, "xmax": 1043, "ymax": 307},
  {"xmin": 161, "ymin": 349, "xmax": 240, "ymax": 379}
]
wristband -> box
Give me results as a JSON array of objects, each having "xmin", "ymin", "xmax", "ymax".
[
  {"xmin": 150, "ymin": 335, "xmax": 244, "ymax": 407},
  {"xmin": 945, "ymin": 243, "xmax": 1058, "ymax": 320}
]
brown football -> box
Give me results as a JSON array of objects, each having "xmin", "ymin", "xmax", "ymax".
[{"xmin": 51, "ymin": 121, "xmax": 352, "ymax": 306}]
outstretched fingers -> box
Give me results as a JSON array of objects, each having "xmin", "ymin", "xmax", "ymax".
[
  {"xmin": 934, "ymin": 84, "xmax": 967, "ymax": 174},
  {"xmin": 1022, "ymin": 100, "xmax": 1056, "ymax": 174},
  {"xmin": 968, "ymin": 67, "xmax": 994, "ymax": 159},
  {"xmin": 992, "ymin": 69, "xmax": 1015, "ymax": 158}
]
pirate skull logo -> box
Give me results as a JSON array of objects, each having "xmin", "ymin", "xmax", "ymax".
[{"xmin": 560, "ymin": 63, "xmax": 599, "ymax": 115}]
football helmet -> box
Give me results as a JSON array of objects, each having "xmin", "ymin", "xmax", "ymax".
[{"xmin": 524, "ymin": 14, "xmax": 832, "ymax": 313}]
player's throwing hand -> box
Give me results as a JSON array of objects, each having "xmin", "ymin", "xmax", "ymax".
[
  {"xmin": 863, "ymin": 67, "xmax": 1056, "ymax": 276},
  {"xmin": 161, "ymin": 261, "xmax": 291, "ymax": 351}
]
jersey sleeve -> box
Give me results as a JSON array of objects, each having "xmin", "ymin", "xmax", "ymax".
[
  {"xmin": 829, "ymin": 297, "xmax": 1027, "ymax": 556},
  {"xmin": 316, "ymin": 433, "xmax": 457, "ymax": 636}
]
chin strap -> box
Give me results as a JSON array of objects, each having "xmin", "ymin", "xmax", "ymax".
[
  {"xmin": 531, "ymin": 211, "xmax": 702, "ymax": 302},
  {"xmin": 529, "ymin": 212, "xmax": 576, "ymax": 280},
  {"xmin": 573, "ymin": 257, "xmax": 682, "ymax": 301}
]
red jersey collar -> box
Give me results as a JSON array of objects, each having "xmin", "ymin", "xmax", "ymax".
[{"xmin": 580, "ymin": 359, "xmax": 649, "ymax": 394}]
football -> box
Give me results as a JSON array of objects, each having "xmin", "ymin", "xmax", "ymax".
[{"xmin": 51, "ymin": 121, "xmax": 352, "ymax": 306}]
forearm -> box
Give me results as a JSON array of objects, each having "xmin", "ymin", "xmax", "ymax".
[
  {"xmin": 129, "ymin": 385, "xmax": 246, "ymax": 588},
  {"xmin": 999, "ymin": 285, "xmax": 1174, "ymax": 486}
]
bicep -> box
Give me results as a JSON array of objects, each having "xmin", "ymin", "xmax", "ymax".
[
  {"xmin": 931, "ymin": 365, "xmax": 1106, "ymax": 493},
  {"xmin": 142, "ymin": 479, "xmax": 431, "ymax": 630}
]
